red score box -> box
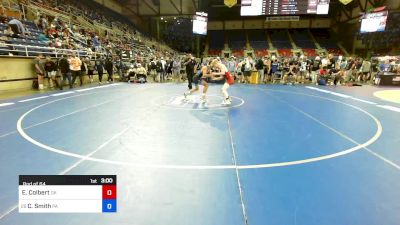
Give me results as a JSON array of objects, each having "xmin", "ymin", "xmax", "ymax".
[{"xmin": 102, "ymin": 185, "xmax": 117, "ymax": 199}]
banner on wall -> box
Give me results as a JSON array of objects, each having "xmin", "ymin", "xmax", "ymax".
[{"xmin": 224, "ymin": 0, "xmax": 237, "ymax": 8}]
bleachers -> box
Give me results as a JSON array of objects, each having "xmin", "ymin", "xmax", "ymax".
[
  {"xmin": 270, "ymin": 30, "xmax": 292, "ymax": 49},
  {"xmin": 0, "ymin": 19, "xmax": 53, "ymax": 56},
  {"xmin": 208, "ymin": 30, "xmax": 224, "ymax": 52},
  {"xmin": 290, "ymin": 29, "xmax": 316, "ymax": 49},
  {"xmin": 327, "ymin": 48, "xmax": 343, "ymax": 55},
  {"xmin": 255, "ymin": 49, "xmax": 268, "ymax": 58},
  {"xmin": 278, "ymin": 49, "xmax": 292, "ymax": 57},
  {"xmin": 248, "ymin": 30, "xmax": 268, "ymax": 50},
  {"xmin": 302, "ymin": 48, "xmax": 317, "ymax": 57},
  {"xmin": 232, "ymin": 49, "xmax": 244, "ymax": 57},
  {"xmin": 312, "ymin": 29, "xmax": 338, "ymax": 49},
  {"xmin": 228, "ymin": 30, "xmax": 246, "ymax": 50},
  {"xmin": 204, "ymin": 28, "xmax": 349, "ymax": 58},
  {"xmin": 208, "ymin": 49, "xmax": 221, "ymax": 56}
]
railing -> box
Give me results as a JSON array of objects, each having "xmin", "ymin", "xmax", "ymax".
[
  {"xmin": 0, "ymin": 42, "xmax": 103, "ymax": 58},
  {"xmin": 0, "ymin": 42, "xmax": 153, "ymax": 60}
]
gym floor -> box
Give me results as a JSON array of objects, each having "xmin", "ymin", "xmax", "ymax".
[{"xmin": 0, "ymin": 83, "xmax": 399, "ymax": 225}]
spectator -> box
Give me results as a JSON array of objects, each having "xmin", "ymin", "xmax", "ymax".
[
  {"xmin": 115, "ymin": 57, "xmax": 123, "ymax": 81},
  {"xmin": 44, "ymin": 56, "xmax": 59, "ymax": 88},
  {"xmin": 298, "ymin": 56, "xmax": 308, "ymax": 84},
  {"xmin": 104, "ymin": 57, "xmax": 114, "ymax": 83},
  {"xmin": 242, "ymin": 56, "xmax": 253, "ymax": 84},
  {"xmin": 227, "ymin": 56, "xmax": 236, "ymax": 82},
  {"xmin": 360, "ymin": 59, "xmax": 371, "ymax": 82},
  {"xmin": 135, "ymin": 63, "xmax": 147, "ymax": 83},
  {"xmin": 149, "ymin": 58, "xmax": 157, "ymax": 82},
  {"xmin": 70, "ymin": 53, "xmax": 83, "ymax": 87},
  {"xmin": 59, "ymin": 54, "xmax": 72, "ymax": 90},
  {"xmin": 87, "ymin": 57, "xmax": 95, "ymax": 83},
  {"xmin": 172, "ymin": 57, "xmax": 181, "ymax": 82},
  {"xmin": 311, "ymin": 56, "xmax": 321, "ymax": 84},
  {"xmin": 8, "ymin": 17, "xmax": 28, "ymax": 36},
  {"xmin": 33, "ymin": 54, "xmax": 45, "ymax": 90},
  {"xmin": 80, "ymin": 57, "xmax": 88, "ymax": 83},
  {"xmin": 95, "ymin": 57, "xmax": 104, "ymax": 84},
  {"xmin": 92, "ymin": 35, "xmax": 101, "ymax": 52},
  {"xmin": 166, "ymin": 58, "xmax": 173, "ymax": 80},
  {"xmin": 155, "ymin": 57, "xmax": 164, "ymax": 82},
  {"xmin": 4, "ymin": 25, "xmax": 17, "ymax": 38},
  {"xmin": 255, "ymin": 57, "xmax": 264, "ymax": 84},
  {"xmin": 160, "ymin": 57, "xmax": 167, "ymax": 82}
]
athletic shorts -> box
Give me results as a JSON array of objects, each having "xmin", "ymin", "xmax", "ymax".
[{"xmin": 193, "ymin": 74, "xmax": 204, "ymax": 85}]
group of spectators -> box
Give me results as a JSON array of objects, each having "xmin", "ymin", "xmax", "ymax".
[
  {"xmin": 33, "ymin": 53, "xmax": 118, "ymax": 90},
  {"xmin": 215, "ymin": 54, "xmax": 400, "ymax": 86},
  {"xmin": 31, "ymin": 49, "xmax": 400, "ymax": 90}
]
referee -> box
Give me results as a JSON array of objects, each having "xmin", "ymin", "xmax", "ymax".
[{"xmin": 184, "ymin": 54, "xmax": 197, "ymax": 90}]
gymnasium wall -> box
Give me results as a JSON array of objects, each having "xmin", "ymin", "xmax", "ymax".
[
  {"xmin": 0, "ymin": 57, "xmax": 36, "ymax": 92},
  {"xmin": 0, "ymin": 57, "xmax": 107, "ymax": 92}
]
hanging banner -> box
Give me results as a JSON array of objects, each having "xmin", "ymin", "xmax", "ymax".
[{"xmin": 224, "ymin": 0, "xmax": 237, "ymax": 8}]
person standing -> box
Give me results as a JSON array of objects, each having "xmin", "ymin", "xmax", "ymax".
[
  {"xmin": 44, "ymin": 56, "xmax": 58, "ymax": 89},
  {"xmin": 59, "ymin": 54, "xmax": 72, "ymax": 90},
  {"xmin": 360, "ymin": 59, "xmax": 371, "ymax": 83},
  {"xmin": 184, "ymin": 54, "xmax": 196, "ymax": 90},
  {"xmin": 263, "ymin": 56, "xmax": 271, "ymax": 83},
  {"xmin": 80, "ymin": 57, "xmax": 88, "ymax": 84},
  {"xmin": 33, "ymin": 54, "xmax": 45, "ymax": 90},
  {"xmin": 87, "ymin": 57, "xmax": 95, "ymax": 83},
  {"xmin": 172, "ymin": 57, "xmax": 181, "ymax": 82},
  {"xmin": 227, "ymin": 56, "xmax": 236, "ymax": 83},
  {"xmin": 96, "ymin": 57, "xmax": 104, "ymax": 84},
  {"xmin": 70, "ymin": 53, "xmax": 82, "ymax": 87},
  {"xmin": 311, "ymin": 56, "xmax": 321, "ymax": 85},
  {"xmin": 155, "ymin": 57, "xmax": 164, "ymax": 82},
  {"xmin": 105, "ymin": 57, "xmax": 114, "ymax": 83},
  {"xmin": 149, "ymin": 58, "xmax": 157, "ymax": 82},
  {"xmin": 160, "ymin": 57, "xmax": 167, "ymax": 82},
  {"xmin": 255, "ymin": 57, "xmax": 264, "ymax": 84},
  {"xmin": 242, "ymin": 56, "xmax": 253, "ymax": 84},
  {"xmin": 116, "ymin": 57, "xmax": 124, "ymax": 81}
]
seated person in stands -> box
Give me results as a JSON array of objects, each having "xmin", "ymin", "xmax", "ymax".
[
  {"xmin": 7, "ymin": 17, "xmax": 28, "ymax": 36},
  {"xmin": 3, "ymin": 25, "xmax": 17, "ymax": 38},
  {"xmin": 38, "ymin": 33, "xmax": 49, "ymax": 42},
  {"xmin": 0, "ymin": 15, "xmax": 7, "ymax": 23}
]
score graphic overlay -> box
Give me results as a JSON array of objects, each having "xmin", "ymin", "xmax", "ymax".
[{"xmin": 19, "ymin": 175, "xmax": 117, "ymax": 213}]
